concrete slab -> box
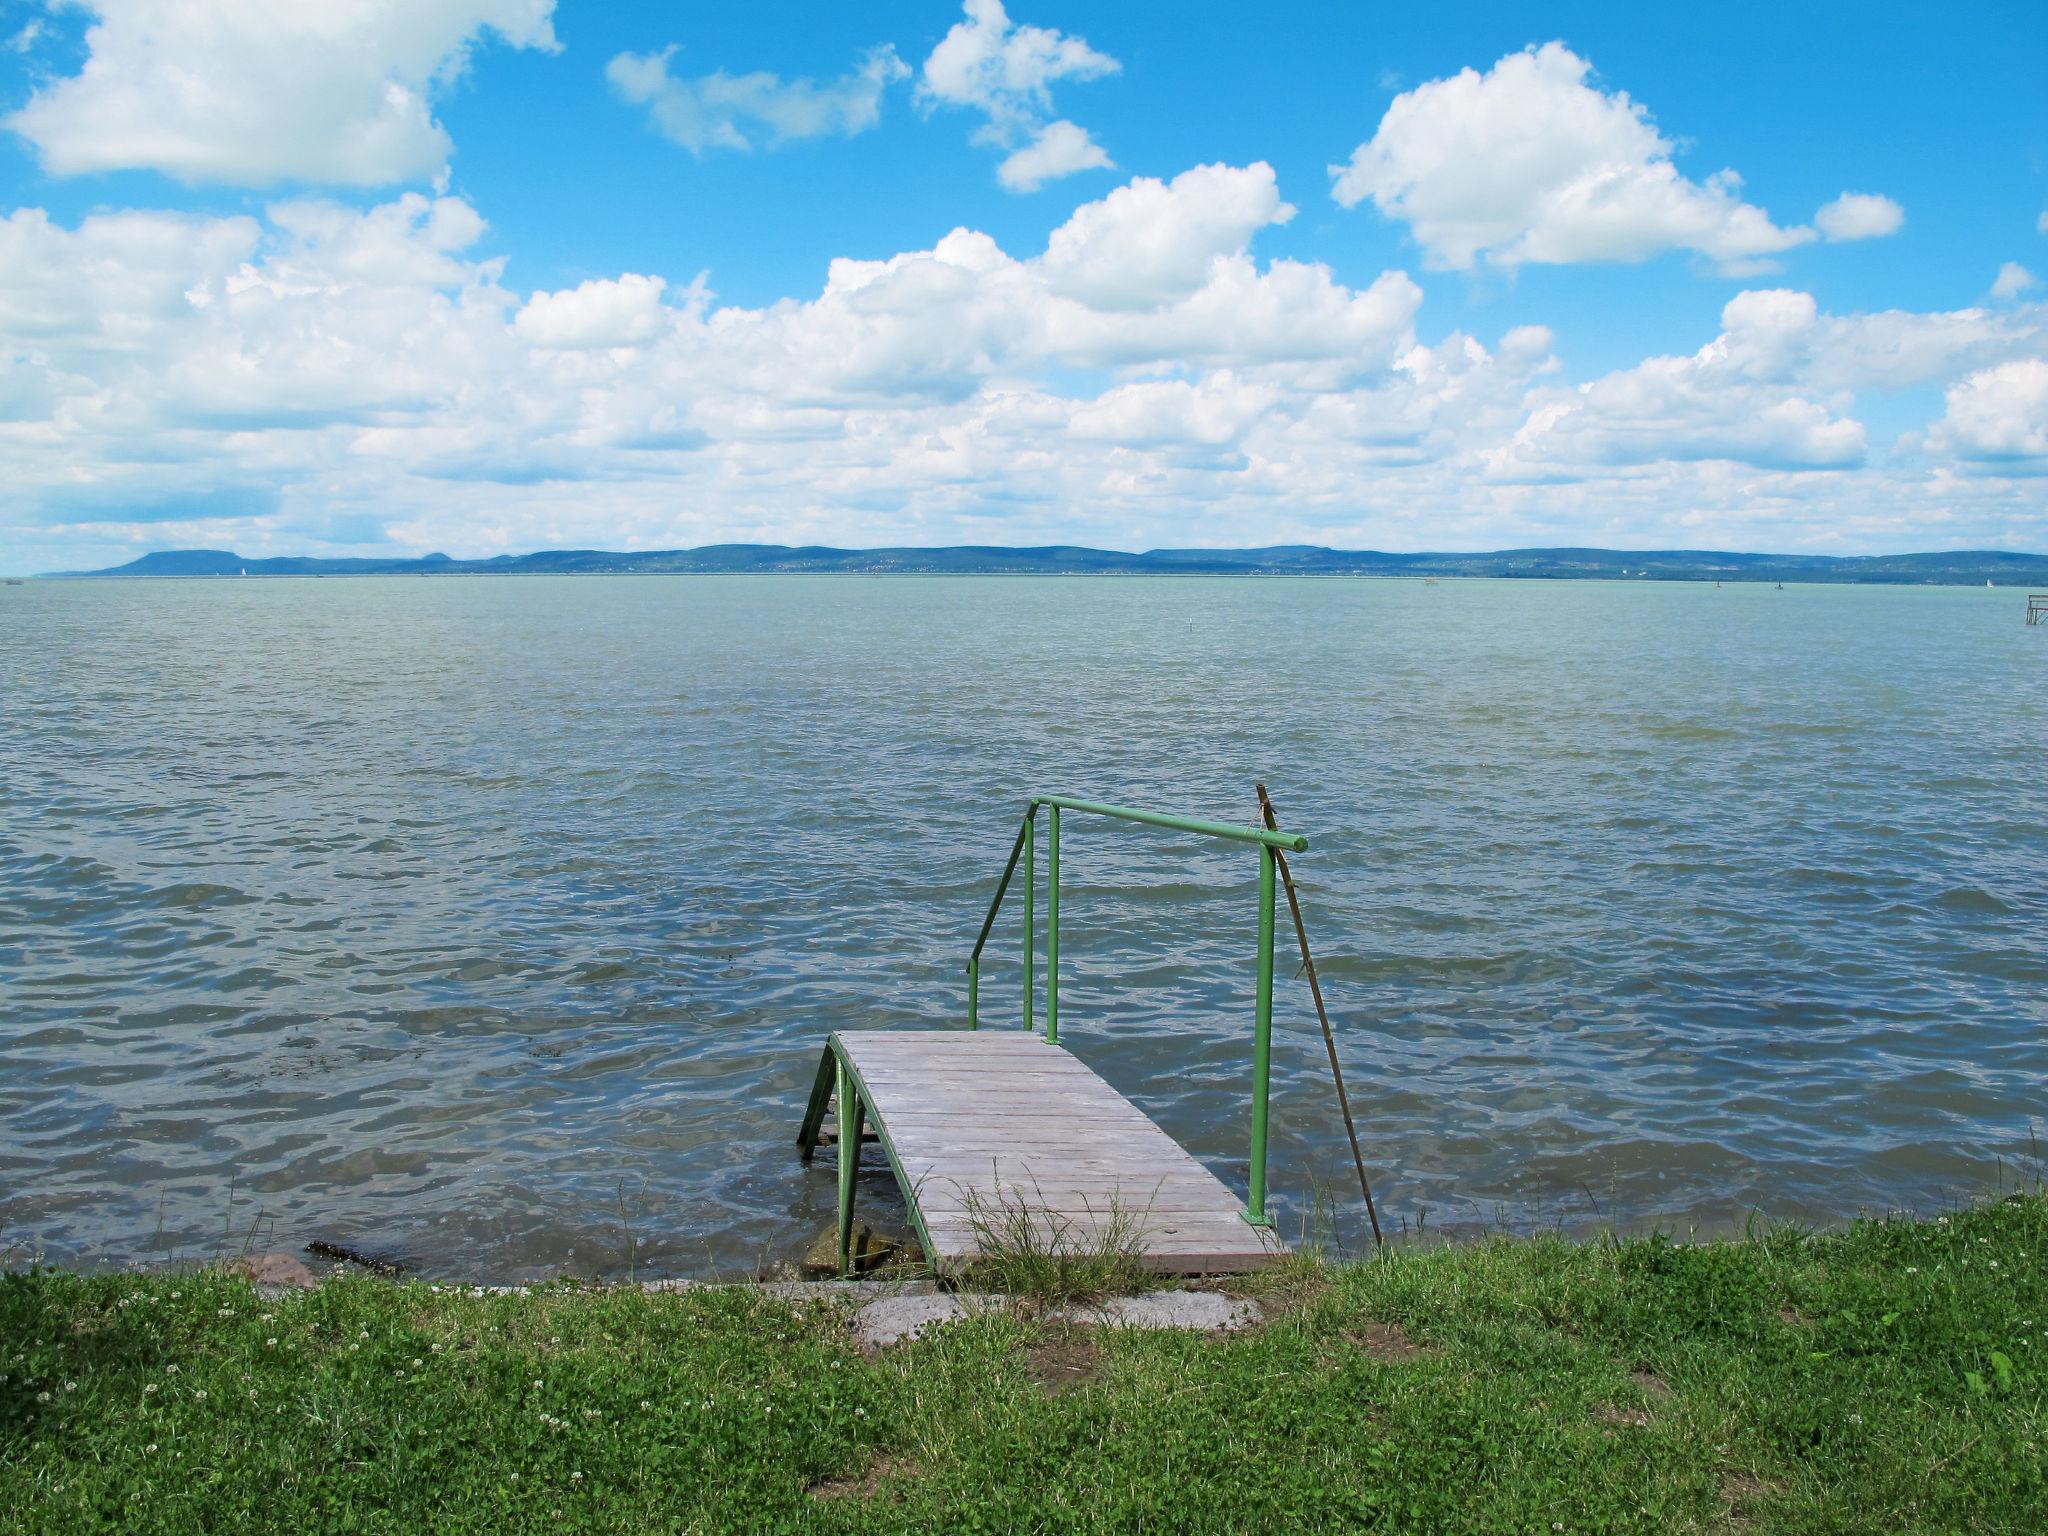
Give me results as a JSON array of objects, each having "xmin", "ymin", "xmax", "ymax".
[
  {"xmin": 1075, "ymin": 1291, "xmax": 1262, "ymax": 1332},
  {"xmin": 850, "ymin": 1288, "xmax": 1264, "ymax": 1346},
  {"xmin": 852, "ymin": 1293, "xmax": 1005, "ymax": 1347}
]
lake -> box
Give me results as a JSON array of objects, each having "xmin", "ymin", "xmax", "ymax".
[{"xmin": 2, "ymin": 575, "xmax": 2043, "ymax": 1277}]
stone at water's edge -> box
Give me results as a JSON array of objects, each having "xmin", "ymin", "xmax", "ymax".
[
  {"xmin": 225, "ymin": 1252, "xmax": 318, "ymax": 1289},
  {"xmin": 802, "ymin": 1223, "xmax": 908, "ymax": 1275}
]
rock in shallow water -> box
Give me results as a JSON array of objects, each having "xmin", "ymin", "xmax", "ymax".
[
  {"xmin": 226, "ymin": 1252, "xmax": 317, "ymax": 1289},
  {"xmin": 801, "ymin": 1223, "xmax": 908, "ymax": 1275}
]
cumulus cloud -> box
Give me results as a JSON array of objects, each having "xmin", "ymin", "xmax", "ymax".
[
  {"xmin": 1925, "ymin": 360, "xmax": 2048, "ymax": 463},
  {"xmin": 5, "ymin": 1, "xmax": 559, "ymax": 187},
  {"xmin": 3, "ymin": 163, "xmax": 2045, "ymax": 573},
  {"xmin": 998, "ymin": 120, "xmax": 1113, "ymax": 192},
  {"xmin": 1330, "ymin": 42, "xmax": 1822, "ymax": 273},
  {"xmin": 515, "ymin": 275, "xmax": 670, "ymax": 349},
  {"xmin": 1992, "ymin": 262, "xmax": 2038, "ymax": 301},
  {"xmin": 919, "ymin": 0, "xmax": 1119, "ymax": 191},
  {"xmin": 606, "ymin": 44, "xmax": 907, "ymax": 154},
  {"xmin": 1040, "ymin": 162, "xmax": 1294, "ymax": 308},
  {"xmin": 1815, "ymin": 192, "xmax": 1904, "ymax": 242}
]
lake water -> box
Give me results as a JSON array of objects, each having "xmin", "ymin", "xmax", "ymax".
[{"xmin": 2, "ymin": 575, "xmax": 2043, "ymax": 1278}]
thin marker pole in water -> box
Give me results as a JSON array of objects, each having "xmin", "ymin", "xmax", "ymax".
[{"xmin": 1258, "ymin": 782, "xmax": 1384, "ymax": 1248}]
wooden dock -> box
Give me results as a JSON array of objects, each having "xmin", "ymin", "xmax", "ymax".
[{"xmin": 799, "ymin": 1029, "xmax": 1282, "ymax": 1276}]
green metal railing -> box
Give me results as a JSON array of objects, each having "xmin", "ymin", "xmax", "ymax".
[{"xmin": 965, "ymin": 794, "xmax": 1310, "ymax": 1228}]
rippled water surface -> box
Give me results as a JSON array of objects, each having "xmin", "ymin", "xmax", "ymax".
[{"xmin": 2, "ymin": 576, "xmax": 2044, "ymax": 1276}]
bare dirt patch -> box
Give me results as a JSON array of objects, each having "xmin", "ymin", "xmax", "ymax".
[
  {"xmin": 809, "ymin": 1454, "xmax": 920, "ymax": 1502},
  {"xmin": 1630, "ymin": 1368, "xmax": 1673, "ymax": 1401},
  {"xmin": 1342, "ymin": 1322, "xmax": 1430, "ymax": 1362},
  {"xmin": 1718, "ymin": 1469, "xmax": 1783, "ymax": 1529},
  {"xmin": 1025, "ymin": 1332, "xmax": 1104, "ymax": 1394},
  {"xmin": 1592, "ymin": 1402, "xmax": 1653, "ymax": 1430}
]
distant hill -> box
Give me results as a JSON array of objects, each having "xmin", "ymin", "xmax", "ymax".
[{"xmin": 43, "ymin": 544, "xmax": 2048, "ymax": 585}]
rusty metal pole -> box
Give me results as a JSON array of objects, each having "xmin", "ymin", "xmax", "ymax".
[{"xmin": 1257, "ymin": 782, "xmax": 1384, "ymax": 1248}]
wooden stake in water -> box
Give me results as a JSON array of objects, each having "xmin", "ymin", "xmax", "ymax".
[{"xmin": 1257, "ymin": 782, "xmax": 1384, "ymax": 1248}]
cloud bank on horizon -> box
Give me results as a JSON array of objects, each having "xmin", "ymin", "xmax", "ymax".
[{"xmin": 0, "ymin": 0, "xmax": 2043, "ymax": 573}]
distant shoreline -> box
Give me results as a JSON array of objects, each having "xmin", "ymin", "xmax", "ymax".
[{"xmin": 39, "ymin": 543, "xmax": 2048, "ymax": 586}]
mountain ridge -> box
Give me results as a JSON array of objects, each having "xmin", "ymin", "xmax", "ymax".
[{"xmin": 42, "ymin": 544, "xmax": 2048, "ymax": 585}]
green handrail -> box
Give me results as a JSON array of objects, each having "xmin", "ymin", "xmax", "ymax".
[{"xmin": 963, "ymin": 793, "xmax": 1310, "ymax": 1228}]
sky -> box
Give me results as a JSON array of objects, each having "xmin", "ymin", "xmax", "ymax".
[{"xmin": 0, "ymin": 1, "xmax": 2044, "ymax": 574}]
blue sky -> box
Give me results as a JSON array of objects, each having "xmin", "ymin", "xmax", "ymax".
[{"xmin": 1, "ymin": 1, "xmax": 2044, "ymax": 573}]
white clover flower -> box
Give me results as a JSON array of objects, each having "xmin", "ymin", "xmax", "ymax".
[
  {"xmin": 35, "ymin": 1392, "xmax": 50, "ymax": 1404},
  {"xmin": 265, "ymin": 1338, "xmax": 277, "ymax": 1348},
  {"xmin": 143, "ymin": 1383, "xmax": 158, "ymax": 1395},
  {"xmin": 146, "ymin": 1444, "xmax": 158, "ymax": 1454}
]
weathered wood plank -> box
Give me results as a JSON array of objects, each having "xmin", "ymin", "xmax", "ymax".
[{"xmin": 827, "ymin": 1028, "xmax": 1279, "ymax": 1275}]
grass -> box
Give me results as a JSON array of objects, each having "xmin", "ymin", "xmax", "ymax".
[
  {"xmin": 955, "ymin": 1184, "xmax": 1159, "ymax": 1307},
  {"xmin": 2, "ymin": 1197, "xmax": 2043, "ymax": 1533}
]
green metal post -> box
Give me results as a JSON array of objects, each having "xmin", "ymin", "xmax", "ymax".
[
  {"xmin": 1047, "ymin": 804, "xmax": 1060, "ymax": 1044},
  {"xmin": 1246, "ymin": 841, "xmax": 1276, "ymax": 1227},
  {"xmin": 967, "ymin": 954, "xmax": 979, "ymax": 1030},
  {"xmin": 836, "ymin": 1055, "xmax": 859, "ymax": 1276},
  {"xmin": 1023, "ymin": 811, "xmax": 1035, "ymax": 1032}
]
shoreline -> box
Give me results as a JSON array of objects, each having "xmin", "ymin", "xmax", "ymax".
[{"xmin": 6, "ymin": 1196, "xmax": 2042, "ymax": 1531}]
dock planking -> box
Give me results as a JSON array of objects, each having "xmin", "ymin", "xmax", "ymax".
[{"xmin": 800, "ymin": 1029, "xmax": 1283, "ymax": 1275}]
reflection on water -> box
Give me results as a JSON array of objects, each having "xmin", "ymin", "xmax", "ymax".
[{"xmin": 1, "ymin": 575, "xmax": 2043, "ymax": 1277}]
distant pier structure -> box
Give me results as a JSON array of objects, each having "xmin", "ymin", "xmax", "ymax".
[{"xmin": 2029, "ymin": 593, "xmax": 2048, "ymax": 626}]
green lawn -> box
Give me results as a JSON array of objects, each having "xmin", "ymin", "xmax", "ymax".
[{"xmin": 4, "ymin": 1197, "xmax": 2043, "ymax": 1533}]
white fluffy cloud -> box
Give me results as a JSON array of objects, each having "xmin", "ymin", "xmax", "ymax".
[
  {"xmin": 1331, "ymin": 43, "xmax": 1845, "ymax": 273},
  {"xmin": 1925, "ymin": 360, "xmax": 2048, "ymax": 464},
  {"xmin": 2, "ymin": 159, "xmax": 2044, "ymax": 572},
  {"xmin": 998, "ymin": 120, "xmax": 1112, "ymax": 192},
  {"xmin": 515, "ymin": 275, "xmax": 671, "ymax": 349},
  {"xmin": 1040, "ymin": 163, "xmax": 1294, "ymax": 308},
  {"xmin": 607, "ymin": 44, "xmax": 907, "ymax": 154},
  {"xmin": 6, "ymin": 1, "xmax": 559, "ymax": 187},
  {"xmin": 1992, "ymin": 262, "xmax": 2038, "ymax": 301},
  {"xmin": 1815, "ymin": 192, "xmax": 1905, "ymax": 242},
  {"xmin": 919, "ymin": 0, "xmax": 1119, "ymax": 191}
]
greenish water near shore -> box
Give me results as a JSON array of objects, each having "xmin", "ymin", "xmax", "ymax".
[
  {"xmin": 3, "ymin": 1199, "xmax": 2043, "ymax": 1533},
  {"xmin": 2, "ymin": 576, "xmax": 2043, "ymax": 1277}
]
